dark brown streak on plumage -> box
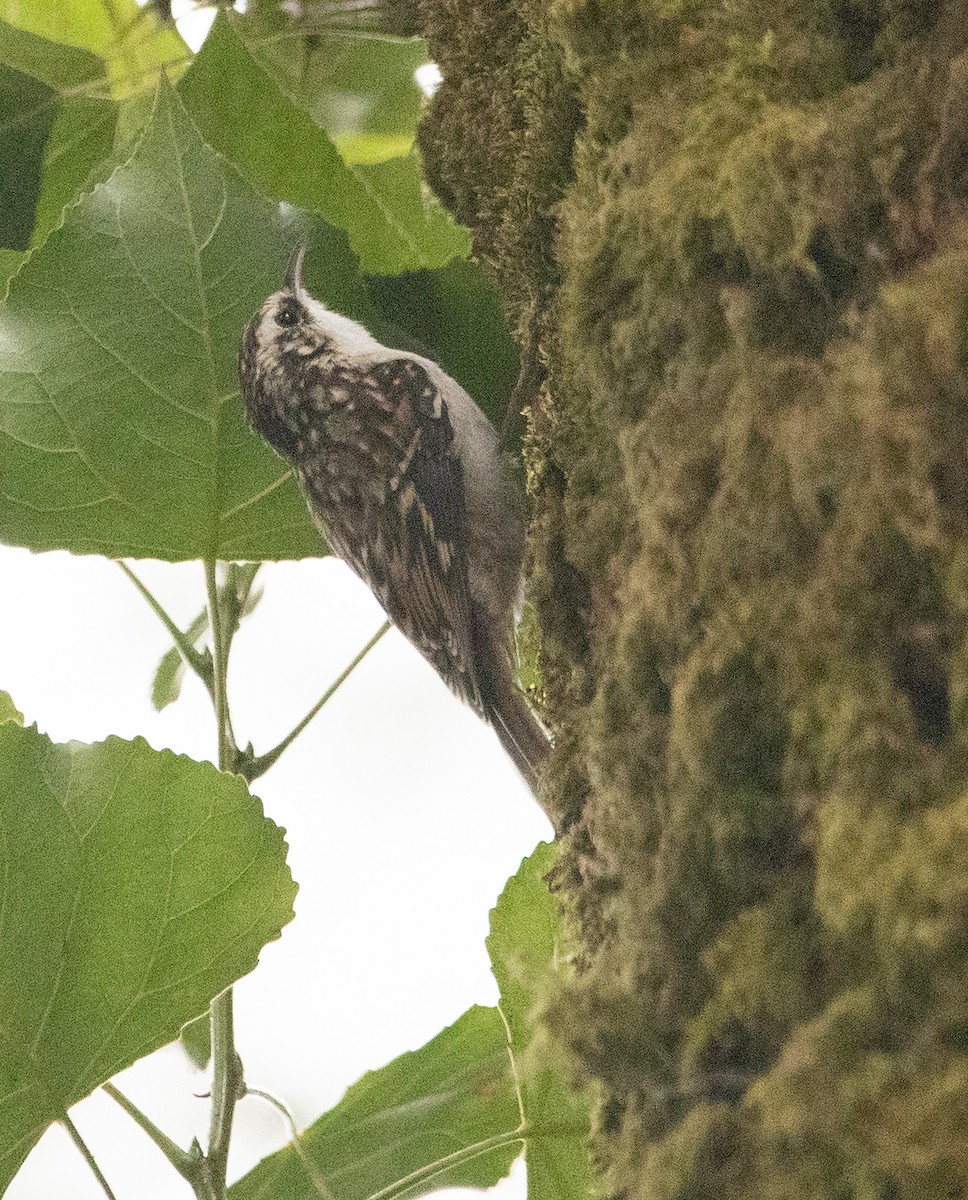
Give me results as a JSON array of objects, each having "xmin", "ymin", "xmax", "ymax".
[{"xmin": 240, "ymin": 329, "xmax": 484, "ymax": 713}]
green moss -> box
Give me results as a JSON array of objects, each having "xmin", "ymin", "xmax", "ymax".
[
  {"xmin": 684, "ymin": 890, "xmax": 818, "ymax": 1050},
  {"xmin": 414, "ymin": 0, "xmax": 968, "ymax": 1194},
  {"xmin": 742, "ymin": 986, "xmax": 968, "ymax": 1198},
  {"xmin": 416, "ymin": 0, "xmax": 579, "ymax": 329}
]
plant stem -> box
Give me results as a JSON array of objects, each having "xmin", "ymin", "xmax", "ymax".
[
  {"xmin": 117, "ymin": 561, "xmax": 213, "ymax": 692},
  {"xmin": 205, "ymin": 561, "xmax": 234, "ymax": 768},
  {"xmin": 206, "ymin": 988, "xmax": 243, "ymax": 1193},
  {"xmin": 204, "ymin": 560, "xmax": 243, "ymax": 1196},
  {"xmin": 102, "ymin": 1084, "xmax": 199, "ymax": 1181},
  {"xmin": 246, "ymin": 1088, "xmax": 334, "ymax": 1199},
  {"xmin": 61, "ymin": 1113, "xmax": 118, "ymax": 1200},
  {"xmin": 241, "ymin": 619, "xmax": 391, "ymax": 781}
]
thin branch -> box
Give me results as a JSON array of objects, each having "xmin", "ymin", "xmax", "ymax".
[
  {"xmin": 102, "ymin": 1083, "xmax": 199, "ymax": 1181},
  {"xmin": 203, "ymin": 561, "xmax": 244, "ymax": 1196},
  {"xmin": 245, "ymin": 1087, "xmax": 334, "ymax": 1199},
  {"xmin": 208, "ymin": 563, "xmax": 256, "ymax": 756},
  {"xmin": 205, "ymin": 561, "xmax": 233, "ymax": 767},
  {"xmin": 206, "ymin": 989, "xmax": 243, "ymax": 1193},
  {"xmin": 240, "ymin": 620, "xmax": 391, "ymax": 781},
  {"xmin": 61, "ymin": 1113, "xmax": 118, "ymax": 1200},
  {"xmin": 116, "ymin": 561, "xmax": 213, "ymax": 691}
]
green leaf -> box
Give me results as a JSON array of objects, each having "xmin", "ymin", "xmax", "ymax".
[
  {"xmin": 0, "ymin": 14, "xmax": 104, "ymax": 85},
  {"xmin": 28, "ymin": 89, "xmax": 117, "ymax": 248},
  {"xmin": 334, "ymin": 133, "xmax": 414, "ymax": 166},
  {"xmin": 0, "ymin": 0, "xmax": 186, "ymax": 97},
  {"xmin": 0, "ymin": 0, "xmax": 118, "ymax": 57},
  {"xmin": 0, "ymin": 21, "xmax": 116, "ymax": 252},
  {"xmin": 179, "ymin": 1010, "xmax": 211, "ymax": 1070},
  {"xmin": 0, "ymin": 722, "xmax": 296, "ymax": 1191},
  {"xmin": 0, "ymin": 77, "xmax": 337, "ymax": 561},
  {"xmin": 352, "ymin": 152, "xmax": 471, "ymax": 273},
  {"xmin": 488, "ymin": 843, "xmax": 596, "ymax": 1199},
  {"xmin": 367, "ymin": 259, "xmax": 519, "ymax": 430},
  {"xmin": 230, "ymin": 1005, "xmax": 522, "ymax": 1200},
  {"xmin": 0, "ymin": 249, "xmax": 24, "ymax": 289},
  {"xmin": 151, "ymin": 647, "xmax": 183, "ymax": 712},
  {"xmin": 151, "ymin": 608, "xmax": 208, "ymax": 711},
  {"xmin": 0, "ymin": 690, "xmax": 22, "ymax": 724},
  {"xmin": 0, "ymin": 52, "xmax": 47, "ymax": 248},
  {"xmin": 238, "ymin": 7, "xmax": 426, "ymax": 143},
  {"xmin": 180, "ymin": 16, "xmax": 468, "ymax": 275}
]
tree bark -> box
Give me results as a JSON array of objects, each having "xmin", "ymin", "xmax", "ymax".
[{"xmin": 419, "ymin": 2, "xmax": 968, "ymax": 1196}]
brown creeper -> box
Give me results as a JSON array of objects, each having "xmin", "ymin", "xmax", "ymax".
[{"xmin": 239, "ymin": 250, "xmax": 549, "ymax": 793}]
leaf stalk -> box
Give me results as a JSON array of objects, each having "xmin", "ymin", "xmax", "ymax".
[
  {"xmin": 102, "ymin": 1083, "xmax": 200, "ymax": 1180},
  {"xmin": 61, "ymin": 1112, "xmax": 119, "ymax": 1200},
  {"xmin": 116, "ymin": 561, "xmax": 214, "ymax": 692},
  {"xmin": 240, "ymin": 619, "xmax": 390, "ymax": 781},
  {"xmin": 205, "ymin": 988, "xmax": 244, "ymax": 1194}
]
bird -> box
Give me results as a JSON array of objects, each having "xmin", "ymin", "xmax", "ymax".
[{"xmin": 239, "ymin": 248, "xmax": 550, "ymax": 794}]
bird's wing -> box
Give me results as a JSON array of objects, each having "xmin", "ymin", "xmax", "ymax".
[{"xmin": 353, "ymin": 355, "xmax": 484, "ymax": 713}]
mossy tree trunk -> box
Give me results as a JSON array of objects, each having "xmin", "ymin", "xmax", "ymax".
[{"xmin": 416, "ymin": 2, "xmax": 968, "ymax": 1196}]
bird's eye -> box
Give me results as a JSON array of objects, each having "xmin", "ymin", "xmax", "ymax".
[{"xmin": 276, "ymin": 302, "xmax": 301, "ymax": 328}]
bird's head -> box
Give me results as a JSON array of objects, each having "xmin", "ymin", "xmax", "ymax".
[
  {"xmin": 242, "ymin": 246, "xmax": 336, "ymax": 366},
  {"xmin": 239, "ymin": 247, "xmax": 334, "ymax": 455},
  {"xmin": 239, "ymin": 247, "xmax": 383, "ymax": 459}
]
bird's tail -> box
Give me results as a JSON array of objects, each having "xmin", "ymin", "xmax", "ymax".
[
  {"xmin": 473, "ymin": 610, "xmax": 551, "ymax": 796},
  {"xmin": 489, "ymin": 681, "xmax": 552, "ymax": 796}
]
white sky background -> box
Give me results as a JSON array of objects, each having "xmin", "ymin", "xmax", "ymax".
[
  {"xmin": 2, "ymin": 550, "xmax": 550, "ymax": 1197},
  {"xmin": 3, "ymin": 4, "xmax": 552, "ymax": 1195}
]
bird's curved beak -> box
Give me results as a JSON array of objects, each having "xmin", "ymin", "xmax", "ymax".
[{"xmin": 283, "ymin": 245, "xmax": 306, "ymax": 294}]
